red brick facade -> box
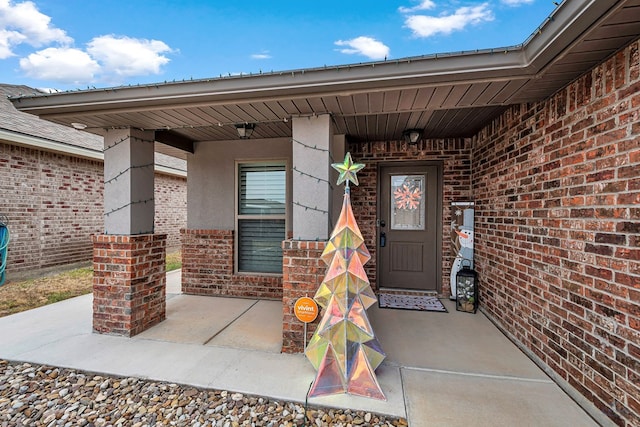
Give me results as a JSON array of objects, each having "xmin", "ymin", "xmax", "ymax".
[
  {"xmin": 281, "ymin": 240, "xmax": 326, "ymax": 353},
  {"xmin": 0, "ymin": 142, "xmax": 186, "ymax": 280},
  {"xmin": 0, "ymin": 145, "xmax": 103, "ymax": 277},
  {"xmin": 180, "ymin": 229, "xmax": 282, "ymax": 299},
  {"xmin": 92, "ymin": 234, "xmax": 166, "ymax": 337},
  {"xmin": 280, "ymin": 41, "xmax": 638, "ymax": 424},
  {"xmin": 154, "ymin": 173, "xmax": 188, "ymax": 250},
  {"xmin": 472, "ymin": 41, "xmax": 640, "ymax": 426},
  {"xmin": 349, "ymin": 139, "xmax": 472, "ymax": 295}
]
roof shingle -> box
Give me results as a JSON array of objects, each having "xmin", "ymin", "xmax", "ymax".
[{"xmin": 0, "ymin": 84, "xmax": 186, "ymax": 173}]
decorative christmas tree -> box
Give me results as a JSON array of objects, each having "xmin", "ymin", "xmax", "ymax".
[{"xmin": 305, "ymin": 152, "xmax": 386, "ymax": 400}]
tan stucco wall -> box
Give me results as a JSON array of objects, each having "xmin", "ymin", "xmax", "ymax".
[{"xmin": 187, "ymin": 138, "xmax": 292, "ymax": 230}]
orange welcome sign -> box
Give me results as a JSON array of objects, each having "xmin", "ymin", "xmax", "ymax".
[{"xmin": 294, "ymin": 297, "xmax": 319, "ymax": 323}]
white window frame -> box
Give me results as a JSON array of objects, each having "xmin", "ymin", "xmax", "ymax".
[{"xmin": 234, "ymin": 159, "xmax": 288, "ymax": 275}]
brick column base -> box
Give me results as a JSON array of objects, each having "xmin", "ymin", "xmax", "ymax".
[
  {"xmin": 282, "ymin": 240, "xmax": 326, "ymax": 353},
  {"xmin": 92, "ymin": 234, "xmax": 167, "ymax": 337}
]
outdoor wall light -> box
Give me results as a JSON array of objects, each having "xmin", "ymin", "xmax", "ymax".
[
  {"xmin": 235, "ymin": 123, "xmax": 255, "ymax": 139},
  {"xmin": 402, "ymin": 129, "xmax": 422, "ymax": 145}
]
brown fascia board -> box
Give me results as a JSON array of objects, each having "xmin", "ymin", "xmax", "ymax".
[
  {"xmin": 10, "ymin": 0, "xmax": 622, "ymax": 117},
  {"xmin": 9, "ymin": 50, "xmax": 528, "ymax": 117},
  {"xmin": 522, "ymin": 0, "xmax": 623, "ymax": 73}
]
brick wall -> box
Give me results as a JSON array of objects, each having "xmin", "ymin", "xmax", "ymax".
[
  {"xmin": 181, "ymin": 229, "xmax": 282, "ymax": 299},
  {"xmin": 155, "ymin": 173, "xmax": 187, "ymax": 250},
  {"xmin": 472, "ymin": 40, "xmax": 640, "ymax": 426},
  {"xmin": 92, "ymin": 234, "xmax": 166, "ymax": 336},
  {"xmin": 0, "ymin": 142, "xmax": 186, "ymax": 280},
  {"xmin": 349, "ymin": 139, "xmax": 472, "ymax": 296},
  {"xmin": 0, "ymin": 144, "xmax": 103, "ymax": 277},
  {"xmin": 282, "ymin": 240, "xmax": 326, "ymax": 353}
]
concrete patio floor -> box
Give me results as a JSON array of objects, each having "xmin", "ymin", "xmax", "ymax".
[{"xmin": 0, "ymin": 269, "xmax": 599, "ymax": 426}]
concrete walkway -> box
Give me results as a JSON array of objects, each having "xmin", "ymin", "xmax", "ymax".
[{"xmin": 0, "ymin": 269, "xmax": 598, "ymax": 426}]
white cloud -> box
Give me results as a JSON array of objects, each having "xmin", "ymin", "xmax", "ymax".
[
  {"xmin": 0, "ymin": 1, "xmax": 174, "ymax": 85},
  {"xmin": 87, "ymin": 35, "xmax": 172, "ymax": 78},
  {"xmin": 404, "ymin": 3, "xmax": 494, "ymax": 38},
  {"xmin": 0, "ymin": 0, "xmax": 71, "ymax": 58},
  {"xmin": 19, "ymin": 47, "xmax": 99, "ymax": 83},
  {"xmin": 501, "ymin": 0, "xmax": 534, "ymax": 5},
  {"xmin": 335, "ymin": 36, "xmax": 389, "ymax": 60},
  {"xmin": 18, "ymin": 35, "xmax": 173, "ymax": 85},
  {"xmin": 398, "ymin": 0, "xmax": 436, "ymax": 14},
  {"xmin": 0, "ymin": 28, "xmax": 23, "ymax": 57},
  {"xmin": 251, "ymin": 52, "xmax": 271, "ymax": 59}
]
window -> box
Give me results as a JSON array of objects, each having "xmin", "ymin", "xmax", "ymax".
[{"xmin": 237, "ymin": 162, "xmax": 286, "ymax": 274}]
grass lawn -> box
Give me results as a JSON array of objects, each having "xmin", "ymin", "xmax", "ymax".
[
  {"xmin": 0, "ymin": 251, "xmax": 181, "ymax": 318},
  {"xmin": 166, "ymin": 251, "xmax": 182, "ymax": 272}
]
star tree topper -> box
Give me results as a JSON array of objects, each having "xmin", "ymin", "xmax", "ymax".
[{"xmin": 332, "ymin": 152, "xmax": 365, "ymax": 187}]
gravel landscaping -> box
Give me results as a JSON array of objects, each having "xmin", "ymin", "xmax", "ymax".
[{"xmin": 0, "ymin": 360, "xmax": 407, "ymax": 427}]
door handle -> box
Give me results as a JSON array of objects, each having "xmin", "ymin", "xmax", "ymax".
[{"xmin": 380, "ymin": 231, "xmax": 386, "ymax": 247}]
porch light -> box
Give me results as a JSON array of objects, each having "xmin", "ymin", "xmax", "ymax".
[
  {"xmin": 402, "ymin": 129, "xmax": 422, "ymax": 145},
  {"xmin": 235, "ymin": 123, "xmax": 255, "ymax": 139}
]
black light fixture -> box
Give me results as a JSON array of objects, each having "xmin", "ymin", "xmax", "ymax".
[
  {"xmin": 402, "ymin": 129, "xmax": 422, "ymax": 145},
  {"xmin": 235, "ymin": 123, "xmax": 255, "ymax": 139}
]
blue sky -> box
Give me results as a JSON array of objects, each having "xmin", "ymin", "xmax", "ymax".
[{"xmin": 0, "ymin": 0, "xmax": 557, "ymax": 91}]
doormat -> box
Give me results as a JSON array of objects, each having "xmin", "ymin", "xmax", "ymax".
[{"xmin": 378, "ymin": 290, "xmax": 448, "ymax": 313}]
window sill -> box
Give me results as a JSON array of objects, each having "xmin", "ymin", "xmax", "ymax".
[{"xmin": 234, "ymin": 271, "xmax": 283, "ymax": 278}]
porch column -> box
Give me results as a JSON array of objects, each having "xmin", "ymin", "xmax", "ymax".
[
  {"xmin": 93, "ymin": 128, "xmax": 166, "ymax": 337},
  {"xmin": 103, "ymin": 128, "xmax": 154, "ymax": 235},
  {"xmin": 291, "ymin": 114, "xmax": 332, "ymax": 240},
  {"xmin": 282, "ymin": 115, "xmax": 332, "ymax": 353}
]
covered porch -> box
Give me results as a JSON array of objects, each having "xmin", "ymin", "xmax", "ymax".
[
  {"xmin": 9, "ymin": 2, "xmax": 640, "ymax": 425},
  {"xmin": 0, "ymin": 271, "xmax": 598, "ymax": 426},
  {"xmin": 9, "ymin": 1, "xmax": 638, "ymax": 352}
]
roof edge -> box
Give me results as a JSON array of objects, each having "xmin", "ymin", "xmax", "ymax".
[
  {"xmin": 9, "ymin": 0, "xmax": 618, "ymax": 116},
  {"xmin": 0, "ymin": 128, "xmax": 187, "ymax": 175},
  {"xmin": 154, "ymin": 164, "xmax": 187, "ymax": 178},
  {"xmin": 0, "ymin": 128, "xmax": 102, "ymax": 161},
  {"xmin": 522, "ymin": 0, "xmax": 623, "ymax": 72}
]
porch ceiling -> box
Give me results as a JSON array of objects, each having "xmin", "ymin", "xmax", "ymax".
[{"xmin": 10, "ymin": 0, "xmax": 640, "ymax": 160}]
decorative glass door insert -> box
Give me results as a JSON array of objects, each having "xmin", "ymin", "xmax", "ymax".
[{"xmin": 391, "ymin": 175, "xmax": 425, "ymax": 230}]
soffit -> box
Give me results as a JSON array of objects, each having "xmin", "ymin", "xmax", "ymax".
[{"xmin": 9, "ymin": 0, "xmax": 640, "ymax": 158}]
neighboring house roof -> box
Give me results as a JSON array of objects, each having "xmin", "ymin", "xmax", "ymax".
[
  {"xmin": 8, "ymin": 1, "xmax": 640, "ymax": 154},
  {"xmin": 0, "ymin": 84, "xmax": 103, "ymax": 152},
  {"xmin": 0, "ymin": 84, "xmax": 186, "ymax": 176}
]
